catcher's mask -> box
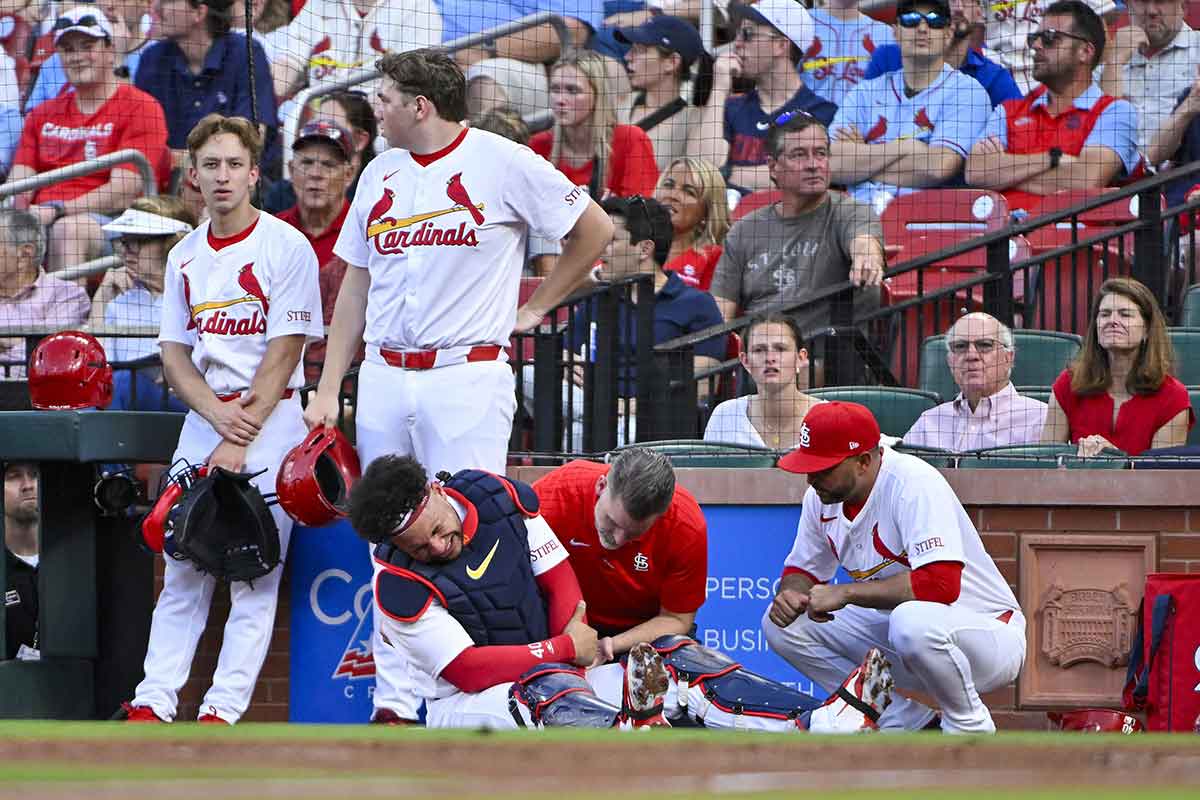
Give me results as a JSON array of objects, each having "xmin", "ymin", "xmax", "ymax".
[
  {"xmin": 141, "ymin": 462, "xmax": 207, "ymax": 554},
  {"xmin": 1048, "ymin": 709, "xmax": 1144, "ymax": 734},
  {"xmin": 28, "ymin": 330, "xmax": 113, "ymax": 410},
  {"xmin": 276, "ymin": 426, "xmax": 362, "ymax": 526}
]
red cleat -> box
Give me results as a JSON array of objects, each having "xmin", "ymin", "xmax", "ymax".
[
  {"xmin": 120, "ymin": 702, "xmax": 165, "ymax": 723},
  {"xmin": 369, "ymin": 708, "xmax": 420, "ymax": 726}
]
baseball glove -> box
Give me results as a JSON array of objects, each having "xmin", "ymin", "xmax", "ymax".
[{"xmin": 167, "ymin": 466, "xmax": 280, "ymax": 583}]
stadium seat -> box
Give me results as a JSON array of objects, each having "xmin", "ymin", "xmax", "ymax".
[
  {"xmin": 730, "ymin": 189, "xmax": 781, "ymax": 222},
  {"xmin": 807, "ymin": 386, "xmax": 939, "ymax": 438},
  {"xmin": 1181, "ymin": 285, "xmax": 1200, "ymax": 327},
  {"xmin": 956, "ymin": 443, "xmax": 1128, "ymax": 470},
  {"xmin": 1191, "ymin": 388, "xmax": 1200, "ymax": 448},
  {"xmin": 881, "ymin": 189, "xmax": 1010, "ymax": 263},
  {"xmin": 918, "ymin": 330, "xmax": 1081, "ymax": 403},
  {"xmin": 892, "ymin": 443, "xmax": 956, "ymax": 469},
  {"xmin": 611, "ymin": 439, "xmax": 777, "ymax": 468},
  {"xmin": 1167, "ymin": 328, "xmax": 1200, "ymax": 387},
  {"xmin": 1014, "ymin": 386, "xmax": 1052, "ymax": 405}
]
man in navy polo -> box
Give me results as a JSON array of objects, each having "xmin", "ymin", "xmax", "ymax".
[
  {"xmin": 135, "ymin": 0, "xmax": 278, "ymax": 174},
  {"xmin": 695, "ymin": 0, "xmax": 837, "ymax": 193},
  {"xmin": 864, "ymin": 0, "xmax": 1021, "ymax": 108}
]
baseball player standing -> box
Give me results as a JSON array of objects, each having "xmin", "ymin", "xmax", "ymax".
[
  {"xmin": 304, "ymin": 49, "xmax": 613, "ymax": 724},
  {"xmin": 121, "ymin": 114, "xmax": 324, "ymax": 725},
  {"xmin": 763, "ymin": 401, "xmax": 1025, "ymax": 733}
]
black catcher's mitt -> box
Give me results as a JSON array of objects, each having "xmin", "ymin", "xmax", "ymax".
[{"xmin": 167, "ymin": 466, "xmax": 280, "ymax": 583}]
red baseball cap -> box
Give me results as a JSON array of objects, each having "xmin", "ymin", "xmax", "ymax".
[{"xmin": 777, "ymin": 402, "xmax": 881, "ymax": 474}]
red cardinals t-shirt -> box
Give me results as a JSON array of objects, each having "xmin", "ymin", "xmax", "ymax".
[
  {"xmin": 533, "ymin": 460, "xmax": 708, "ymax": 633},
  {"xmin": 665, "ymin": 244, "xmax": 723, "ymax": 291},
  {"xmin": 530, "ymin": 125, "xmax": 660, "ymax": 198},
  {"xmin": 15, "ymin": 84, "xmax": 170, "ymax": 204}
]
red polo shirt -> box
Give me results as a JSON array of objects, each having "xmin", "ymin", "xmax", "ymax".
[
  {"xmin": 276, "ymin": 199, "xmax": 351, "ymax": 268},
  {"xmin": 533, "ymin": 460, "xmax": 708, "ymax": 634}
]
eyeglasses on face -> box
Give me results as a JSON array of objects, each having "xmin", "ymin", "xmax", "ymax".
[
  {"xmin": 1026, "ymin": 28, "xmax": 1092, "ymax": 48},
  {"xmin": 114, "ymin": 236, "xmax": 166, "ymax": 254},
  {"xmin": 737, "ymin": 25, "xmax": 779, "ymax": 42},
  {"xmin": 948, "ymin": 338, "xmax": 1003, "ymax": 355},
  {"xmin": 897, "ymin": 10, "xmax": 951, "ymax": 29}
]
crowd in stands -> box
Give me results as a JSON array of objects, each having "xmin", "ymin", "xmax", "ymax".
[{"xmin": 0, "ymin": 0, "xmax": 1197, "ymax": 458}]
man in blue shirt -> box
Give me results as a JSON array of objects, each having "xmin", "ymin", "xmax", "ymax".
[
  {"xmin": 696, "ymin": 0, "xmax": 837, "ymax": 193},
  {"xmin": 134, "ymin": 0, "xmax": 278, "ymax": 174},
  {"xmin": 864, "ymin": 0, "xmax": 1021, "ymax": 108},
  {"xmin": 831, "ymin": 0, "xmax": 991, "ymax": 213}
]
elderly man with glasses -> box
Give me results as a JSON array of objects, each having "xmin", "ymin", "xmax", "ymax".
[
  {"xmin": 829, "ymin": 0, "xmax": 991, "ymax": 214},
  {"xmin": 965, "ymin": 0, "xmax": 1140, "ymax": 216},
  {"xmin": 903, "ymin": 312, "xmax": 1047, "ymax": 451}
]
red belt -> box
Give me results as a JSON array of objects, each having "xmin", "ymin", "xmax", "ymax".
[
  {"xmin": 379, "ymin": 344, "xmax": 502, "ymax": 370},
  {"xmin": 216, "ymin": 389, "xmax": 294, "ymax": 402}
]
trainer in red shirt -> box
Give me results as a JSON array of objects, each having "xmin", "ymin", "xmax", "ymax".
[
  {"xmin": 6, "ymin": 7, "xmax": 170, "ymax": 271},
  {"xmin": 533, "ymin": 450, "xmax": 708, "ymax": 667}
]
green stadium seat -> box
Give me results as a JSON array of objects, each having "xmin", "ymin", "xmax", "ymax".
[
  {"xmin": 956, "ymin": 443, "xmax": 1128, "ymax": 469},
  {"xmin": 892, "ymin": 444, "xmax": 957, "ymax": 469},
  {"xmin": 1168, "ymin": 328, "xmax": 1200, "ymax": 387},
  {"xmin": 807, "ymin": 387, "xmax": 940, "ymax": 438},
  {"xmin": 613, "ymin": 439, "xmax": 778, "ymax": 468},
  {"xmin": 1190, "ymin": 388, "xmax": 1200, "ymax": 448},
  {"xmin": 1180, "ymin": 285, "xmax": 1200, "ymax": 328},
  {"xmin": 919, "ymin": 330, "xmax": 1082, "ymax": 402},
  {"xmin": 1014, "ymin": 386, "xmax": 1051, "ymax": 405}
]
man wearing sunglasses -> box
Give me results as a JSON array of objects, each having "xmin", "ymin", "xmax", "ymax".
[
  {"xmin": 903, "ymin": 313, "xmax": 1047, "ymax": 450},
  {"xmin": 829, "ymin": 0, "xmax": 991, "ymax": 214},
  {"xmin": 965, "ymin": 1, "xmax": 1139, "ymax": 215},
  {"xmin": 985, "ymin": 0, "xmax": 1117, "ymax": 96},
  {"xmin": 5, "ymin": 6, "xmax": 170, "ymax": 271},
  {"xmin": 865, "ymin": 0, "xmax": 1022, "ymax": 109},
  {"xmin": 696, "ymin": 0, "xmax": 837, "ymax": 193}
]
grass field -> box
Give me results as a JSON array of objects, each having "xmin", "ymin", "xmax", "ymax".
[{"xmin": 0, "ymin": 723, "xmax": 1197, "ymax": 799}]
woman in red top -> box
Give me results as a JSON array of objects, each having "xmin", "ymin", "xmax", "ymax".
[
  {"xmin": 654, "ymin": 156, "xmax": 730, "ymax": 291},
  {"xmin": 530, "ymin": 51, "xmax": 659, "ymax": 199},
  {"xmin": 1042, "ymin": 277, "xmax": 1194, "ymax": 456}
]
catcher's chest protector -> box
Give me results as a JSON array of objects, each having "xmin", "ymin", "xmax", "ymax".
[{"xmin": 375, "ymin": 470, "xmax": 550, "ymax": 646}]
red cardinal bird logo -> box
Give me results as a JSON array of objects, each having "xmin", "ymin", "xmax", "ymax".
[
  {"xmin": 311, "ymin": 36, "xmax": 332, "ymax": 55},
  {"xmin": 862, "ymin": 33, "xmax": 876, "ymax": 53},
  {"xmin": 180, "ymin": 266, "xmax": 196, "ymax": 330},
  {"xmin": 804, "ymin": 36, "xmax": 822, "ymax": 61},
  {"xmin": 863, "ymin": 115, "xmax": 888, "ymax": 143},
  {"xmin": 368, "ymin": 188, "xmax": 395, "ymax": 226},
  {"xmin": 370, "ymin": 30, "xmax": 386, "ymax": 54},
  {"xmin": 446, "ymin": 173, "xmax": 485, "ymax": 225},
  {"xmin": 237, "ymin": 263, "xmax": 269, "ymax": 317},
  {"xmin": 913, "ymin": 108, "xmax": 934, "ymax": 132}
]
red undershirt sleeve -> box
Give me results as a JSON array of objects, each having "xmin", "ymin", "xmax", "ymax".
[
  {"xmin": 439, "ymin": 635, "xmax": 577, "ymax": 695},
  {"xmin": 536, "ymin": 559, "xmax": 584, "ymax": 633},
  {"xmin": 782, "ymin": 565, "xmax": 823, "ymax": 585},
  {"xmin": 909, "ymin": 561, "xmax": 963, "ymax": 605}
]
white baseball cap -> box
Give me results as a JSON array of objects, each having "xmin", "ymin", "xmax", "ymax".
[
  {"xmin": 53, "ymin": 6, "xmax": 114, "ymax": 45},
  {"xmin": 102, "ymin": 208, "xmax": 194, "ymax": 237},
  {"xmin": 731, "ymin": 0, "xmax": 816, "ymax": 51}
]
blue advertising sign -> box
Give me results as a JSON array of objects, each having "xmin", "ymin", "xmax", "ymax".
[{"xmin": 289, "ymin": 504, "xmax": 845, "ymax": 721}]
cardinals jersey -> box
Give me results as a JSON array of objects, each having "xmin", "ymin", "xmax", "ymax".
[
  {"xmin": 266, "ymin": 0, "xmax": 441, "ymax": 87},
  {"xmin": 379, "ymin": 499, "xmax": 568, "ymax": 701},
  {"xmin": 334, "ymin": 127, "xmax": 588, "ymax": 350},
  {"xmin": 800, "ymin": 9, "xmax": 895, "ymax": 107},
  {"xmin": 158, "ymin": 213, "xmax": 325, "ymax": 394},
  {"xmin": 783, "ymin": 449, "xmax": 1018, "ymax": 618},
  {"xmin": 830, "ymin": 64, "xmax": 991, "ymax": 212},
  {"xmin": 985, "ymin": 0, "xmax": 1115, "ymax": 94}
]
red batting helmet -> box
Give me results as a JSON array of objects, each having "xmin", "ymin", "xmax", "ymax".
[
  {"xmin": 1048, "ymin": 709, "xmax": 1144, "ymax": 734},
  {"xmin": 28, "ymin": 330, "xmax": 113, "ymax": 410},
  {"xmin": 276, "ymin": 426, "xmax": 362, "ymax": 526}
]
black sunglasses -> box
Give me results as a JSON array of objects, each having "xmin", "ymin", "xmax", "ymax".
[
  {"xmin": 897, "ymin": 11, "xmax": 951, "ymax": 30},
  {"xmin": 54, "ymin": 14, "xmax": 102, "ymax": 31},
  {"xmin": 1026, "ymin": 28, "xmax": 1093, "ymax": 48}
]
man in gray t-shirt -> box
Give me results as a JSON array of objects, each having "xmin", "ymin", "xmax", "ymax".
[{"xmin": 711, "ymin": 114, "xmax": 884, "ymax": 335}]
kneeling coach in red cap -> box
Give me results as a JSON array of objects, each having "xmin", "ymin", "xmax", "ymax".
[{"xmin": 762, "ymin": 401, "xmax": 1025, "ymax": 733}]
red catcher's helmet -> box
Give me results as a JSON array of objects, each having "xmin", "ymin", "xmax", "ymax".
[
  {"xmin": 28, "ymin": 330, "xmax": 113, "ymax": 410},
  {"xmin": 276, "ymin": 426, "xmax": 362, "ymax": 526},
  {"xmin": 1048, "ymin": 709, "xmax": 1144, "ymax": 734}
]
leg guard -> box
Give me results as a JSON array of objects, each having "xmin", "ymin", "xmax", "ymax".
[
  {"xmin": 652, "ymin": 635, "xmax": 821, "ymax": 732},
  {"xmin": 507, "ymin": 664, "xmax": 621, "ymax": 729}
]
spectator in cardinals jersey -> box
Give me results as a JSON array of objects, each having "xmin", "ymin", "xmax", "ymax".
[
  {"xmin": 800, "ymin": 0, "xmax": 895, "ymax": 106},
  {"xmin": 5, "ymin": 7, "xmax": 170, "ymax": 271},
  {"xmin": 830, "ymin": 0, "xmax": 990, "ymax": 214}
]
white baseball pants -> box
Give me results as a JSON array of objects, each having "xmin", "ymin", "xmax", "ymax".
[
  {"xmin": 762, "ymin": 601, "xmax": 1026, "ymax": 733},
  {"xmin": 133, "ymin": 396, "xmax": 304, "ymax": 723}
]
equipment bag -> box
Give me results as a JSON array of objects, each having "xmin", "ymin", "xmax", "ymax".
[{"xmin": 1123, "ymin": 573, "xmax": 1200, "ymax": 732}]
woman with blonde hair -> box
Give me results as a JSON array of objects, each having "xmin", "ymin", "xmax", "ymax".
[
  {"xmin": 1041, "ymin": 277, "xmax": 1194, "ymax": 456},
  {"xmin": 93, "ymin": 195, "xmax": 196, "ymax": 410},
  {"xmin": 531, "ymin": 50, "xmax": 660, "ymax": 198},
  {"xmin": 655, "ymin": 156, "xmax": 730, "ymax": 291}
]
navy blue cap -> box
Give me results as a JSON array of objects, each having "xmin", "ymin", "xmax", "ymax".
[{"xmin": 614, "ymin": 15, "xmax": 706, "ymax": 65}]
